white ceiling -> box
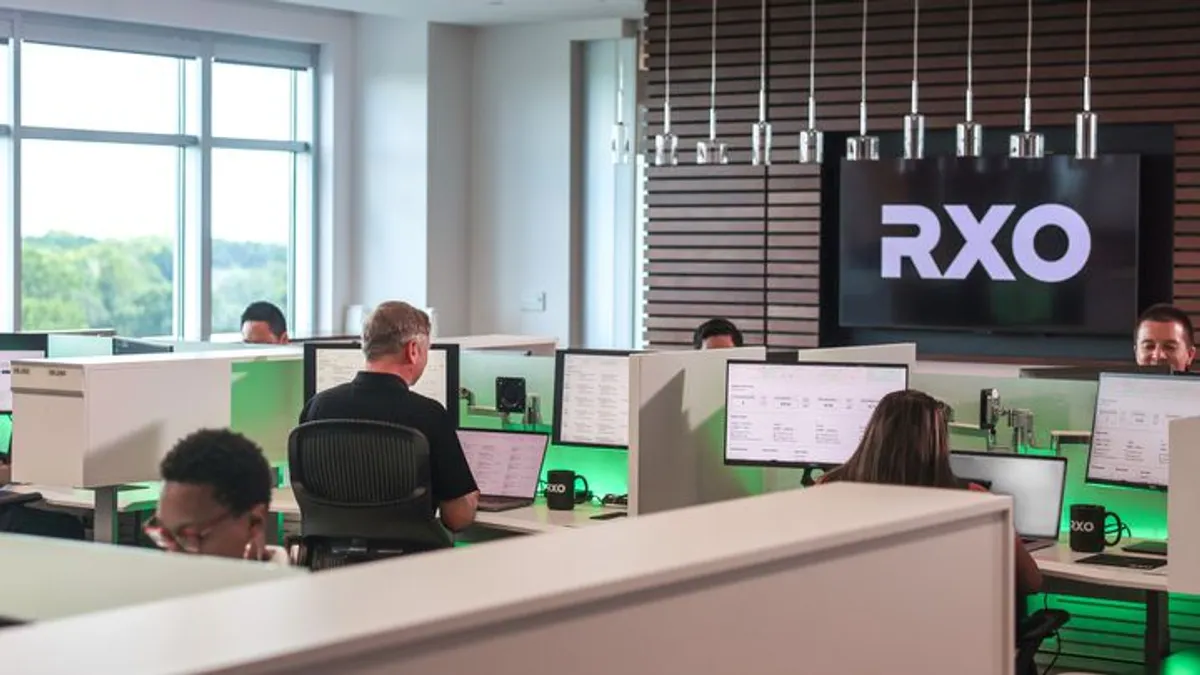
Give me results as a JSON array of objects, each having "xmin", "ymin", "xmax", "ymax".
[{"xmin": 274, "ymin": 0, "xmax": 645, "ymax": 24}]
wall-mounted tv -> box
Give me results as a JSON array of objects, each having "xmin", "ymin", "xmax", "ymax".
[{"xmin": 839, "ymin": 155, "xmax": 1139, "ymax": 336}]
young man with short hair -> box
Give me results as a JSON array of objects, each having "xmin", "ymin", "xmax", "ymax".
[{"xmin": 240, "ymin": 301, "xmax": 289, "ymax": 345}]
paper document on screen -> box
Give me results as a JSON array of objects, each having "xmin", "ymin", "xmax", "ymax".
[
  {"xmin": 411, "ymin": 349, "xmax": 448, "ymax": 409},
  {"xmin": 559, "ymin": 354, "xmax": 629, "ymax": 447},
  {"xmin": 315, "ymin": 349, "xmax": 361, "ymax": 395},
  {"xmin": 458, "ymin": 430, "xmax": 547, "ymax": 498}
]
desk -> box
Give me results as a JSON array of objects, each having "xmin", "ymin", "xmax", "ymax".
[
  {"xmin": 6, "ymin": 483, "xmax": 159, "ymax": 513},
  {"xmin": 1034, "ymin": 542, "xmax": 1168, "ymax": 673},
  {"xmin": 270, "ymin": 487, "xmax": 626, "ymax": 535}
]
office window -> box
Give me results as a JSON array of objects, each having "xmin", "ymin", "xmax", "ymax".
[
  {"xmin": 21, "ymin": 43, "xmax": 183, "ymax": 134},
  {"xmin": 211, "ymin": 149, "xmax": 292, "ymax": 334},
  {"xmin": 212, "ymin": 62, "xmax": 296, "ymax": 141},
  {"xmin": 2, "ymin": 19, "xmax": 316, "ymax": 338},
  {"xmin": 21, "ymin": 140, "xmax": 178, "ymax": 336}
]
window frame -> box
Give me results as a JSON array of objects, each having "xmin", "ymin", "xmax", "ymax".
[{"xmin": 0, "ymin": 11, "xmax": 317, "ymax": 339}]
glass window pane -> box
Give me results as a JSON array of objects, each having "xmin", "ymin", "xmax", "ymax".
[
  {"xmin": 211, "ymin": 148, "xmax": 291, "ymax": 335},
  {"xmin": 0, "ymin": 41, "xmax": 11, "ymax": 125},
  {"xmin": 21, "ymin": 43, "xmax": 183, "ymax": 134},
  {"xmin": 212, "ymin": 62, "xmax": 295, "ymax": 141},
  {"xmin": 21, "ymin": 140, "xmax": 178, "ymax": 337}
]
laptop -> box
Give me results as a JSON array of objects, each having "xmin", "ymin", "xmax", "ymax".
[
  {"xmin": 457, "ymin": 428, "xmax": 550, "ymax": 512},
  {"xmin": 950, "ymin": 451, "xmax": 1068, "ymax": 552}
]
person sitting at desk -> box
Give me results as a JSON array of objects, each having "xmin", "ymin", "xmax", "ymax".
[
  {"xmin": 241, "ymin": 301, "xmax": 289, "ymax": 345},
  {"xmin": 819, "ymin": 390, "xmax": 1043, "ymax": 597},
  {"xmin": 693, "ymin": 318, "xmax": 744, "ymax": 350},
  {"xmin": 145, "ymin": 428, "xmax": 288, "ymax": 564},
  {"xmin": 1135, "ymin": 303, "xmax": 1195, "ymax": 373},
  {"xmin": 300, "ymin": 301, "xmax": 479, "ymax": 532}
]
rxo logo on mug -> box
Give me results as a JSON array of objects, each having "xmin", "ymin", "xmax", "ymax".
[
  {"xmin": 1070, "ymin": 520, "xmax": 1096, "ymax": 533},
  {"xmin": 545, "ymin": 483, "xmax": 568, "ymax": 494}
]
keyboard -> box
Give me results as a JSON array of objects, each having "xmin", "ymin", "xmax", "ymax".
[
  {"xmin": 477, "ymin": 497, "xmax": 534, "ymax": 513},
  {"xmin": 1076, "ymin": 553, "xmax": 1167, "ymax": 570},
  {"xmin": 1019, "ymin": 537, "xmax": 1056, "ymax": 552}
]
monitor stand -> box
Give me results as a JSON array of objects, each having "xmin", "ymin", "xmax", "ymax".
[{"xmin": 1123, "ymin": 540, "xmax": 1168, "ymax": 556}]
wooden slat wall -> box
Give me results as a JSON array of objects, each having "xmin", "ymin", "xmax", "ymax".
[{"xmin": 642, "ymin": 0, "xmax": 1200, "ymax": 349}]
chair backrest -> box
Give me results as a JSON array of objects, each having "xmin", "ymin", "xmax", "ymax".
[{"xmin": 288, "ymin": 419, "xmax": 452, "ymax": 552}]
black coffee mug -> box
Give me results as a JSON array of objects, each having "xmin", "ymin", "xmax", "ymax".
[
  {"xmin": 1069, "ymin": 503, "xmax": 1125, "ymax": 553},
  {"xmin": 545, "ymin": 470, "xmax": 589, "ymax": 511}
]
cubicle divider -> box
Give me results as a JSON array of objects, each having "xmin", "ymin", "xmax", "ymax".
[
  {"xmin": 230, "ymin": 350, "xmax": 304, "ymax": 466},
  {"xmin": 798, "ymin": 342, "xmax": 917, "ymax": 366},
  {"xmin": 459, "ymin": 350, "xmax": 626, "ymax": 498},
  {"xmin": 628, "ymin": 347, "xmax": 766, "ymax": 516},
  {"xmin": 1170, "ymin": 416, "xmax": 1200, "ymax": 596},
  {"xmin": 0, "ymin": 484, "xmax": 1015, "ymax": 674}
]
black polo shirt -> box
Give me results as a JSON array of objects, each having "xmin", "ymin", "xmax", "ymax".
[{"xmin": 299, "ymin": 371, "xmax": 478, "ymax": 502}]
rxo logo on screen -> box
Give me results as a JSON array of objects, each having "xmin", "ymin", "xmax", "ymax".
[{"xmin": 881, "ymin": 204, "xmax": 1093, "ymax": 283}]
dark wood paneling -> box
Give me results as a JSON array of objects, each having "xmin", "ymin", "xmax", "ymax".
[{"xmin": 643, "ymin": 0, "xmax": 1200, "ymax": 354}]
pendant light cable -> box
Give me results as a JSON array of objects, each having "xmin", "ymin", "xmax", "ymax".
[
  {"xmin": 1023, "ymin": 0, "xmax": 1033, "ymax": 132},
  {"xmin": 1083, "ymin": 0, "xmax": 1092, "ymax": 111},
  {"xmin": 966, "ymin": 0, "xmax": 974, "ymax": 121},
  {"xmin": 708, "ymin": 0, "xmax": 718, "ymax": 140},
  {"xmin": 664, "ymin": 0, "xmax": 671, "ymax": 129},
  {"xmin": 858, "ymin": 0, "xmax": 868, "ymax": 136},
  {"xmin": 807, "ymin": 0, "xmax": 816, "ymax": 129},
  {"xmin": 911, "ymin": 0, "xmax": 919, "ymax": 114},
  {"xmin": 758, "ymin": 0, "xmax": 767, "ymax": 122}
]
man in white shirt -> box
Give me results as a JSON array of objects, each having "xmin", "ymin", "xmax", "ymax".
[{"xmin": 144, "ymin": 428, "xmax": 288, "ymax": 564}]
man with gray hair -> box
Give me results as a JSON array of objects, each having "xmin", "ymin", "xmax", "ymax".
[{"xmin": 300, "ymin": 301, "xmax": 479, "ymax": 531}]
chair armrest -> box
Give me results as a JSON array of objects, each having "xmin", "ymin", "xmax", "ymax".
[
  {"xmin": 0, "ymin": 491, "xmax": 42, "ymax": 509},
  {"xmin": 1018, "ymin": 608, "xmax": 1070, "ymax": 647}
]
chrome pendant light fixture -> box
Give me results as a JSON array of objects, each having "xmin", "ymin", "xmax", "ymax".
[
  {"xmin": 903, "ymin": 0, "xmax": 925, "ymax": 159},
  {"xmin": 798, "ymin": 0, "xmax": 823, "ymax": 164},
  {"xmin": 611, "ymin": 51, "xmax": 632, "ymax": 164},
  {"xmin": 956, "ymin": 0, "xmax": 982, "ymax": 157},
  {"xmin": 654, "ymin": 0, "xmax": 678, "ymax": 167},
  {"xmin": 751, "ymin": 0, "xmax": 772, "ymax": 166},
  {"xmin": 1009, "ymin": 0, "xmax": 1044, "ymax": 158},
  {"xmin": 697, "ymin": 0, "xmax": 730, "ymax": 165},
  {"xmin": 846, "ymin": 0, "xmax": 879, "ymax": 161},
  {"xmin": 1075, "ymin": 0, "xmax": 1097, "ymax": 159}
]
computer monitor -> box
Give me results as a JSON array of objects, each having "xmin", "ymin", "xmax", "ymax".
[
  {"xmin": 112, "ymin": 338, "xmax": 174, "ymax": 355},
  {"xmin": 0, "ymin": 334, "xmax": 48, "ymax": 414},
  {"xmin": 1086, "ymin": 372, "xmax": 1200, "ymax": 491},
  {"xmin": 723, "ymin": 360, "xmax": 909, "ymax": 468},
  {"xmin": 552, "ymin": 349, "xmax": 634, "ymax": 449},
  {"xmin": 302, "ymin": 341, "xmax": 461, "ymax": 428},
  {"xmin": 950, "ymin": 451, "xmax": 1067, "ymax": 540},
  {"xmin": 457, "ymin": 428, "xmax": 550, "ymax": 498}
]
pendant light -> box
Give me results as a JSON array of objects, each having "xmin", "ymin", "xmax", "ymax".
[
  {"xmin": 697, "ymin": 0, "xmax": 730, "ymax": 165},
  {"xmin": 1009, "ymin": 0, "xmax": 1044, "ymax": 158},
  {"xmin": 1075, "ymin": 0, "xmax": 1097, "ymax": 159},
  {"xmin": 611, "ymin": 51, "xmax": 632, "ymax": 164},
  {"xmin": 751, "ymin": 0, "xmax": 772, "ymax": 166},
  {"xmin": 955, "ymin": 0, "xmax": 982, "ymax": 157},
  {"xmin": 903, "ymin": 0, "xmax": 925, "ymax": 159},
  {"xmin": 654, "ymin": 0, "xmax": 678, "ymax": 167},
  {"xmin": 798, "ymin": 0, "xmax": 823, "ymax": 164},
  {"xmin": 846, "ymin": 0, "xmax": 879, "ymax": 161}
]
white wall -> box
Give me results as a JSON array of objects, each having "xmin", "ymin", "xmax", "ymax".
[
  {"xmin": 3, "ymin": 0, "xmax": 357, "ymax": 337},
  {"xmin": 469, "ymin": 19, "xmax": 630, "ymax": 344},
  {"xmin": 426, "ymin": 24, "xmax": 473, "ymax": 337}
]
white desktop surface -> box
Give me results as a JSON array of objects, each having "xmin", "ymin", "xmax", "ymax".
[
  {"xmin": 1033, "ymin": 541, "xmax": 1167, "ymax": 591},
  {"xmin": 270, "ymin": 486, "xmax": 623, "ymax": 534},
  {"xmin": 0, "ymin": 484, "xmax": 1012, "ymax": 674},
  {"xmin": 6, "ymin": 483, "xmax": 159, "ymax": 512}
]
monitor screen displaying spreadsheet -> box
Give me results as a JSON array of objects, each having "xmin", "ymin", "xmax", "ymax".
[
  {"xmin": 1086, "ymin": 372, "xmax": 1200, "ymax": 490},
  {"xmin": 457, "ymin": 429, "xmax": 549, "ymax": 499},
  {"xmin": 723, "ymin": 360, "xmax": 909, "ymax": 468},
  {"xmin": 303, "ymin": 342, "xmax": 460, "ymax": 427},
  {"xmin": 552, "ymin": 349, "xmax": 633, "ymax": 449}
]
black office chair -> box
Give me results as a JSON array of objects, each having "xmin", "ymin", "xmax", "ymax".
[
  {"xmin": 287, "ymin": 419, "xmax": 452, "ymax": 571},
  {"xmin": 0, "ymin": 491, "xmax": 86, "ymax": 540},
  {"xmin": 1016, "ymin": 607, "xmax": 1071, "ymax": 675}
]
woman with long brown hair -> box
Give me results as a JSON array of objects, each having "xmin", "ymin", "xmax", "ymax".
[{"xmin": 821, "ymin": 389, "xmax": 1042, "ymax": 596}]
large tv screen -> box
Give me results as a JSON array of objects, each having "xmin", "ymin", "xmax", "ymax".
[{"xmin": 839, "ymin": 156, "xmax": 1140, "ymax": 335}]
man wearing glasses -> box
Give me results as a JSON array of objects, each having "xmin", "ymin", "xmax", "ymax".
[{"xmin": 145, "ymin": 428, "xmax": 287, "ymax": 563}]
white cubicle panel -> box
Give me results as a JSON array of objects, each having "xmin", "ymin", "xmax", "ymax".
[
  {"xmin": 0, "ymin": 484, "xmax": 1015, "ymax": 675},
  {"xmin": 1169, "ymin": 416, "xmax": 1200, "ymax": 595},
  {"xmin": 628, "ymin": 347, "xmax": 767, "ymax": 516},
  {"xmin": 798, "ymin": 342, "xmax": 918, "ymax": 366},
  {"xmin": 0, "ymin": 533, "xmax": 301, "ymax": 623},
  {"xmin": 439, "ymin": 334, "xmax": 559, "ymax": 356},
  {"xmin": 11, "ymin": 353, "xmax": 232, "ymax": 487}
]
